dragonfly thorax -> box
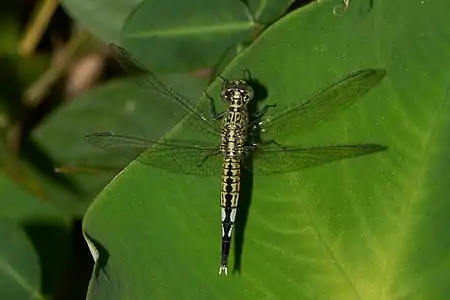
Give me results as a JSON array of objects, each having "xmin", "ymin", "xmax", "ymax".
[{"xmin": 221, "ymin": 80, "xmax": 254, "ymax": 106}]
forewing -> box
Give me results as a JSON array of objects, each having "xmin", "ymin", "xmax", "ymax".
[
  {"xmin": 86, "ymin": 132, "xmax": 154, "ymax": 161},
  {"xmin": 256, "ymin": 69, "xmax": 386, "ymax": 140},
  {"xmin": 109, "ymin": 43, "xmax": 221, "ymax": 140},
  {"xmin": 86, "ymin": 132, "xmax": 222, "ymax": 176},
  {"xmin": 250, "ymin": 144, "xmax": 387, "ymax": 175}
]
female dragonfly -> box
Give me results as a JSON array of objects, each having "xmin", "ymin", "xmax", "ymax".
[{"xmin": 86, "ymin": 44, "xmax": 387, "ymax": 275}]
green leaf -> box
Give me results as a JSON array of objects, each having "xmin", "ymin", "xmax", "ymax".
[
  {"xmin": 60, "ymin": 0, "xmax": 143, "ymax": 42},
  {"xmin": 0, "ymin": 172, "xmax": 67, "ymax": 223},
  {"xmin": 121, "ymin": 0, "xmax": 258, "ymax": 72},
  {"xmin": 84, "ymin": 0, "xmax": 450, "ymax": 299},
  {"xmin": 0, "ymin": 218, "xmax": 44, "ymax": 300}
]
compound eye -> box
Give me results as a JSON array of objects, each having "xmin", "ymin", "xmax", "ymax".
[
  {"xmin": 223, "ymin": 83, "xmax": 231, "ymax": 91},
  {"xmin": 247, "ymin": 90, "xmax": 253, "ymax": 98},
  {"xmin": 223, "ymin": 81, "xmax": 236, "ymax": 91},
  {"xmin": 237, "ymin": 83, "xmax": 248, "ymax": 91}
]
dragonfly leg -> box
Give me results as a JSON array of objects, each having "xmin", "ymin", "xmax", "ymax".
[
  {"xmin": 216, "ymin": 73, "xmax": 229, "ymax": 92},
  {"xmin": 253, "ymin": 104, "xmax": 276, "ymax": 119},
  {"xmin": 241, "ymin": 68, "xmax": 252, "ymax": 81},
  {"xmin": 261, "ymin": 139, "xmax": 287, "ymax": 150},
  {"xmin": 206, "ymin": 92, "xmax": 227, "ymax": 120},
  {"xmin": 198, "ymin": 150, "xmax": 221, "ymax": 167}
]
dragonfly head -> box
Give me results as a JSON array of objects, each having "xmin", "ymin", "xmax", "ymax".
[{"xmin": 221, "ymin": 80, "xmax": 254, "ymax": 105}]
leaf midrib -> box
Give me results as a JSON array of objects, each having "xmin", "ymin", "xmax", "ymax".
[{"xmin": 126, "ymin": 21, "xmax": 255, "ymax": 38}]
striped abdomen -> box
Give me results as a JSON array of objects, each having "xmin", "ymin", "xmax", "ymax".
[{"xmin": 218, "ymin": 156, "xmax": 241, "ymax": 275}]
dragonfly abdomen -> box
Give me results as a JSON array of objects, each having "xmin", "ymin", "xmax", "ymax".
[
  {"xmin": 218, "ymin": 102, "xmax": 248, "ymax": 275},
  {"xmin": 219, "ymin": 157, "xmax": 241, "ymax": 275}
]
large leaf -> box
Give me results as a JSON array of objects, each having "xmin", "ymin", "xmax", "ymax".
[
  {"xmin": 84, "ymin": 0, "xmax": 450, "ymax": 299},
  {"xmin": 61, "ymin": 0, "xmax": 143, "ymax": 42},
  {"xmin": 120, "ymin": 0, "xmax": 259, "ymax": 72}
]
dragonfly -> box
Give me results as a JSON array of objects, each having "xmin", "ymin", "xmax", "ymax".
[{"xmin": 86, "ymin": 43, "xmax": 387, "ymax": 275}]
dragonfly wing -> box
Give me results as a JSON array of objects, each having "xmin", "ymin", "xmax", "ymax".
[
  {"xmin": 109, "ymin": 44, "xmax": 221, "ymax": 140},
  {"xmin": 86, "ymin": 132, "xmax": 154, "ymax": 161},
  {"xmin": 139, "ymin": 143, "xmax": 222, "ymax": 176},
  {"xmin": 250, "ymin": 144, "xmax": 387, "ymax": 175},
  {"xmin": 86, "ymin": 132, "xmax": 222, "ymax": 177},
  {"xmin": 255, "ymin": 69, "xmax": 386, "ymax": 140}
]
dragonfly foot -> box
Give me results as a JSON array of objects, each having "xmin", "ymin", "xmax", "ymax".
[{"xmin": 219, "ymin": 264, "xmax": 228, "ymax": 275}]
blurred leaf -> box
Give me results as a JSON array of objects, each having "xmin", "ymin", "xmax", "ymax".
[
  {"xmin": 0, "ymin": 54, "xmax": 50, "ymax": 122},
  {"xmin": 121, "ymin": 0, "xmax": 260, "ymax": 72},
  {"xmin": 0, "ymin": 217, "xmax": 44, "ymax": 300},
  {"xmin": 0, "ymin": 18, "xmax": 19, "ymax": 55},
  {"xmin": 0, "ymin": 172, "xmax": 67, "ymax": 223},
  {"xmin": 84, "ymin": 0, "xmax": 450, "ymax": 299},
  {"xmin": 0, "ymin": 171, "xmax": 70, "ymax": 297},
  {"xmin": 61, "ymin": 0, "xmax": 143, "ymax": 42}
]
